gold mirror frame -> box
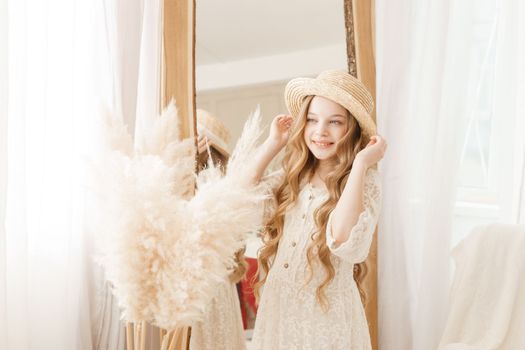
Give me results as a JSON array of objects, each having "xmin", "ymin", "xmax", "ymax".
[
  {"xmin": 127, "ymin": 1, "xmax": 378, "ymax": 349},
  {"xmin": 345, "ymin": 1, "xmax": 378, "ymax": 349}
]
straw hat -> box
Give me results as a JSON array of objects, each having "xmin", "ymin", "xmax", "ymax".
[
  {"xmin": 284, "ymin": 69, "xmax": 376, "ymax": 138},
  {"xmin": 196, "ymin": 109, "xmax": 231, "ymax": 158}
]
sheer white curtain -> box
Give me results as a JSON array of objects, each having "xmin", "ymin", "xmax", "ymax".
[
  {"xmin": 493, "ymin": 0, "xmax": 525, "ymax": 226},
  {"xmin": 90, "ymin": 1, "xmax": 141, "ymax": 349},
  {"xmin": 376, "ymin": 0, "xmax": 525, "ymax": 349},
  {"xmin": 0, "ymin": 0, "xmax": 163, "ymax": 348},
  {"xmin": 0, "ymin": 0, "xmax": 8, "ymax": 344},
  {"xmin": 0, "ymin": 1, "xmax": 106, "ymax": 349},
  {"xmin": 91, "ymin": 1, "xmax": 164, "ymax": 349},
  {"xmin": 518, "ymin": 2, "xmax": 525, "ymax": 225}
]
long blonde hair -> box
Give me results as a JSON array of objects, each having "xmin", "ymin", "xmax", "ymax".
[{"xmin": 254, "ymin": 96, "xmax": 368, "ymax": 310}]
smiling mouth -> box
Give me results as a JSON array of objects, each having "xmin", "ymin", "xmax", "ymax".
[{"xmin": 312, "ymin": 140, "xmax": 334, "ymax": 149}]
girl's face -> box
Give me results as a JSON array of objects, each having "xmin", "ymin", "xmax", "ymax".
[{"xmin": 303, "ymin": 96, "xmax": 349, "ymax": 161}]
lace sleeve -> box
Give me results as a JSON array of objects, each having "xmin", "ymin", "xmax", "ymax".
[{"xmin": 325, "ymin": 168, "xmax": 382, "ymax": 264}]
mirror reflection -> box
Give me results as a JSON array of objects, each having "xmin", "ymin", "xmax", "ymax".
[{"xmin": 194, "ymin": 1, "xmax": 375, "ymax": 348}]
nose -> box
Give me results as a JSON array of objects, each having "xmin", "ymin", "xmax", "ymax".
[{"xmin": 314, "ymin": 120, "xmax": 329, "ymax": 136}]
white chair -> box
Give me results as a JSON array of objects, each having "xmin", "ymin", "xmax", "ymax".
[{"xmin": 439, "ymin": 223, "xmax": 525, "ymax": 350}]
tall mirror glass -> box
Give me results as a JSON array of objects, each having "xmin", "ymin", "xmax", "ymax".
[{"xmin": 195, "ymin": 0, "xmax": 347, "ymax": 346}]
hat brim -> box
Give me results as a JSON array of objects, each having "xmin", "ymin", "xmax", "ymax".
[
  {"xmin": 285, "ymin": 77, "xmax": 376, "ymax": 138},
  {"xmin": 197, "ymin": 125, "xmax": 230, "ymax": 159},
  {"xmin": 209, "ymin": 142, "xmax": 230, "ymax": 159}
]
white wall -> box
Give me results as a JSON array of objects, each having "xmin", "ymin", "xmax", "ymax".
[
  {"xmin": 195, "ymin": 45, "xmax": 347, "ymax": 153},
  {"xmin": 196, "ymin": 81, "xmax": 288, "ymax": 154}
]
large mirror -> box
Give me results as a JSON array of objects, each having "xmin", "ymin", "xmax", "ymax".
[
  {"xmin": 194, "ymin": 0, "xmax": 351, "ymax": 347},
  {"xmin": 196, "ymin": 1, "xmax": 347, "ymax": 152}
]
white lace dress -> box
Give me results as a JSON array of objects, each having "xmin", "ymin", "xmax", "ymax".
[
  {"xmin": 189, "ymin": 281, "xmax": 246, "ymax": 350},
  {"xmin": 251, "ymin": 168, "xmax": 381, "ymax": 350}
]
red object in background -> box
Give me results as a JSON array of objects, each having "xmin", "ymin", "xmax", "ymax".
[{"xmin": 238, "ymin": 257, "xmax": 258, "ymax": 329}]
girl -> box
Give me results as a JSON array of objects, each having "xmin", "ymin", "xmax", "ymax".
[
  {"xmin": 247, "ymin": 70, "xmax": 387, "ymax": 349},
  {"xmin": 190, "ymin": 109, "xmax": 247, "ymax": 350}
]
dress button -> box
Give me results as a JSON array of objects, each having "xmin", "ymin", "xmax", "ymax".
[
  {"xmin": 308, "ymin": 195, "xmax": 313, "ymax": 200},
  {"xmin": 284, "ymin": 263, "xmax": 289, "ymax": 268},
  {"xmin": 291, "ymin": 242, "xmax": 296, "ymax": 247},
  {"xmin": 302, "ymin": 214, "xmax": 306, "ymax": 219}
]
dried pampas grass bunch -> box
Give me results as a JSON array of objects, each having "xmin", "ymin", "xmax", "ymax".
[{"xmin": 91, "ymin": 103, "xmax": 268, "ymax": 330}]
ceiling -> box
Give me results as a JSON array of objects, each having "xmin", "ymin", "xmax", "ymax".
[{"xmin": 195, "ymin": 0, "xmax": 346, "ymax": 65}]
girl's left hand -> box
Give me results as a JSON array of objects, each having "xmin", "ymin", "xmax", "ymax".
[{"xmin": 354, "ymin": 135, "xmax": 388, "ymax": 169}]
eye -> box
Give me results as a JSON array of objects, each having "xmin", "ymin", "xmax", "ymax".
[
  {"xmin": 330, "ymin": 120, "xmax": 343, "ymax": 125},
  {"xmin": 306, "ymin": 118, "xmax": 317, "ymax": 123}
]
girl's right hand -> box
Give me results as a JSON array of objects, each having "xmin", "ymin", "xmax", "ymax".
[{"xmin": 268, "ymin": 114, "xmax": 293, "ymax": 148}]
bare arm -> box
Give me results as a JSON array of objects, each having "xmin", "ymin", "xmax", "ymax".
[
  {"xmin": 329, "ymin": 135, "xmax": 387, "ymax": 245},
  {"xmin": 241, "ymin": 114, "xmax": 294, "ymax": 187}
]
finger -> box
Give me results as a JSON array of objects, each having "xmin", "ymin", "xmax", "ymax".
[
  {"xmin": 377, "ymin": 136, "xmax": 386, "ymax": 146},
  {"xmin": 278, "ymin": 115, "xmax": 292, "ymax": 124},
  {"xmin": 278, "ymin": 114, "xmax": 291, "ymax": 122}
]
